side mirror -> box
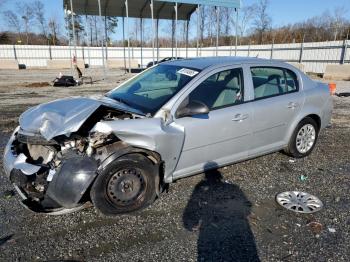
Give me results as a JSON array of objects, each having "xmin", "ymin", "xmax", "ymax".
[{"xmin": 176, "ymin": 100, "xmax": 209, "ymax": 118}]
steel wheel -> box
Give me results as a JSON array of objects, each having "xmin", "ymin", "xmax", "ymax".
[
  {"xmin": 106, "ymin": 168, "xmax": 146, "ymax": 206},
  {"xmin": 276, "ymin": 191, "xmax": 323, "ymax": 213},
  {"xmin": 296, "ymin": 124, "xmax": 316, "ymax": 154},
  {"xmin": 90, "ymin": 154, "xmax": 158, "ymax": 216}
]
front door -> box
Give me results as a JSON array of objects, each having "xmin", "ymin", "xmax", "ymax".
[{"xmin": 172, "ymin": 67, "xmax": 253, "ymax": 178}]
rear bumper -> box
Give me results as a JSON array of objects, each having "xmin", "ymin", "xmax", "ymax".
[{"xmin": 321, "ymin": 96, "xmax": 333, "ymax": 129}]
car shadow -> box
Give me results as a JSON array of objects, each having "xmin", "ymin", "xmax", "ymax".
[{"xmin": 183, "ymin": 162, "xmax": 260, "ymax": 262}]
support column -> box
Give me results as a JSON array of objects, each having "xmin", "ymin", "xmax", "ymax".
[
  {"xmin": 64, "ymin": 4, "xmax": 73, "ymax": 74},
  {"xmin": 196, "ymin": 5, "xmax": 200, "ymax": 57},
  {"xmin": 171, "ymin": 18, "xmax": 174, "ymax": 57},
  {"xmin": 156, "ymin": 18, "xmax": 159, "ymax": 61},
  {"xmin": 299, "ymin": 35, "xmax": 305, "ymax": 63},
  {"xmin": 125, "ymin": 0, "xmax": 131, "ymax": 73},
  {"xmin": 235, "ymin": 8, "xmax": 239, "ymax": 56},
  {"xmin": 248, "ymin": 40, "xmax": 251, "ymax": 57},
  {"xmin": 175, "ymin": 2, "xmax": 178, "ymax": 58},
  {"xmin": 104, "ymin": 16, "xmax": 108, "ymax": 60},
  {"xmin": 150, "ymin": 0, "xmax": 155, "ymax": 66},
  {"xmin": 270, "ymin": 36, "xmax": 274, "ymax": 59},
  {"xmin": 341, "ymin": 39, "xmax": 348, "ymax": 64},
  {"xmin": 140, "ymin": 17, "xmax": 143, "ymax": 69},
  {"xmin": 98, "ymin": 0, "xmax": 106, "ymax": 79},
  {"xmin": 185, "ymin": 19, "xmax": 189, "ymax": 58},
  {"xmin": 69, "ymin": 0, "xmax": 77, "ymax": 58},
  {"xmin": 216, "ymin": 7, "xmax": 219, "ymax": 56},
  {"xmin": 122, "ymin": 16, "xmax": 126, "ymax": 72}
]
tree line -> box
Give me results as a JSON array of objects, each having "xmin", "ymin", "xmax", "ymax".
[{"xmin": 0, "ymin": 0, "xmax": 349, "ymax": 47}]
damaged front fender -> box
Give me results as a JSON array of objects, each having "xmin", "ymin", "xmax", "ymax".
[{"xmin": 92, "ymin": 118, "xmax": 185, "ymax": 183}]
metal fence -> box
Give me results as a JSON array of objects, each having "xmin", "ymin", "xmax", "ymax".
[{"xmin": 0, "ymin": 40, "xmax": 349, "ymax": 73}]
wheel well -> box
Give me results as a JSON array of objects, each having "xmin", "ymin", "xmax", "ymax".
[{"xmin": 305, "ymin": 114, "xmax": 321, "ymax": 129}]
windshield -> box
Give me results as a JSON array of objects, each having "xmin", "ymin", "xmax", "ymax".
[{"xmin": 107, "ymin": 64, "xmax": 200, "ymax": 115}]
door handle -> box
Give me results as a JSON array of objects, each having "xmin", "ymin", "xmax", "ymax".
[
  {"xmin": 287, "ymin": 102, "xmax": 299, "ymax": 109},
  {"xmin": 232, "ymin": 114, "xmax": 248, "ymax": 122}
]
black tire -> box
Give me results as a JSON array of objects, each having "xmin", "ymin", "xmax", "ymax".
[
  {"xmin": 285, "ymin": 117, "xmax": 319, "ymax": 158},
  {"xmin": 91, "ymin": 154, "xmax": 157, "ymax": 216}
]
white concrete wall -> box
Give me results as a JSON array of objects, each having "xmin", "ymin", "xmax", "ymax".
[{"xmin": 0, "ymin": 40, "xmax": 348, "ymax": 73}]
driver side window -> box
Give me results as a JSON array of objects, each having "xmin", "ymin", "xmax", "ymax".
[{"xmin": 188, "ymin": 68, "xmax": 244, "ymax": 111}]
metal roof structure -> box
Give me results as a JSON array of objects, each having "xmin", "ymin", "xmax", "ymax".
[
  {"xmin": 63, "ymin": 0, "xmax": 241, "ymax": 75},
  {"xmin": 63, "ymin": 0, "xmax": 197, "ymax": 20},
  {"xmin": 63, "ymin": 0, "xmax": 240, "ymax": 19}
]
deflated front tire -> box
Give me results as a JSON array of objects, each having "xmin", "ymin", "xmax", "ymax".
[{"xmin": 90, "ymin": 154, "xmax": 157, "ymax": 216}]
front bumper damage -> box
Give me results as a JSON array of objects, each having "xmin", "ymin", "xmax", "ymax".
[{"xmin": 3, "ymin": 127, "xmax": 96, "ymax": 215}]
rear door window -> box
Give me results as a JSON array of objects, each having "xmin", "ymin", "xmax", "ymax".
[{"xmin": 251, "ymin": 67, "xmax": 299, "ymax": 100}]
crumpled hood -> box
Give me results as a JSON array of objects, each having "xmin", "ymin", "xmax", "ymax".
[{"xmin": 19, "ymin": 96, "xmax": 144, "ymax": 140}]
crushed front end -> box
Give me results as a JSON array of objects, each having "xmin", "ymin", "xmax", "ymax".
[{"xmin": 2, "ymin": 99, "xmax": 144, "ymax": 215}]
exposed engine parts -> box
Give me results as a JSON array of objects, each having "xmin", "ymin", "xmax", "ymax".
[{"xmin": 7, "ymin": 106, "xmax": 144, "ymax": 213}]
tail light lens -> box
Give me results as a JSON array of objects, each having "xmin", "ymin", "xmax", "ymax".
[{"xmin": 328, "ymin": 83, "xmax": 336, "ymax": 95}]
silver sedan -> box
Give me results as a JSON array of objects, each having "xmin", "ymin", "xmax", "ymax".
[{"xmin": 3, "ymin": 57, "xmax": 333, "ymax": 216}]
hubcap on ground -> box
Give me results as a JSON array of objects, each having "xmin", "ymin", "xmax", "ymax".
[
  {"xmin": 276, "ymin": 191, "xmax": 323, "ymax": 213},
  {"xmin": 107, "ymin": 168, "xmax": 145, "ymax": 206},
  {"xmin": 296, "ymin": 124, "xmax": 316, "ymax": 153}
]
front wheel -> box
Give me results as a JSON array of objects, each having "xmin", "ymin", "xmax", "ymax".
[
  {"xmin": 285, "ymin": 117, "xmax": 319, "ymax": 158},
  {"xmin": 90, "ymin": 154, "xmax": 157, "ymax": 216}
]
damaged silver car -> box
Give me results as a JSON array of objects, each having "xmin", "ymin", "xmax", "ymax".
[{"xmin": 3, "ymin": 57, "xmax": 333, "ymax": 216}]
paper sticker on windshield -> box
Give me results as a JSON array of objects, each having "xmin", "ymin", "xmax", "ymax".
[{"xmin": 178, "ymin": 68, "xmax": 199, "ymax": 77}]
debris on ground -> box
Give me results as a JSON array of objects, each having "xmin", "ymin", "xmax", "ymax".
[
  {"xmin": 1, "ymin": 190, "xmax": 15, "ymax": 199},
  {"xmin": 53, "ymin": 75, "xmax": 80, "ymax": 87},
  {"xmin": 24, "ymin": 82, "xmax": 50, "ymax": 88},
  {"xmin": 336, "ymin": 92, "xmax": 350, "ymax": 97},
  {"xmin": 307, "ymin": 221, "xmax": 323, "ymax": 234},
  {"xmin": 300, "ymin": 175, "xmax": 308, "ymax": 181},
  {"xmin": 328, "ymin": 227, "xmax": 336, "ymax": 233},
  {"xmin": 289, "ymin": 159, "xmax": 296, "ymax": 163}
]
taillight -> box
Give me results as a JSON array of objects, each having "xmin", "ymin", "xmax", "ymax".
[{"xmin": 328, "ymin": 83, "xmax": 336, "ymax": 95}]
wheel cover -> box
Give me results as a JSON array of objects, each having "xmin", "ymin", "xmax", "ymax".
[
  {"xmin": 276, "ymin": 191, "xmax": 323, "ymax": 213},
  {"xmin": 296, "ymin": 124, "xmax": 316, "ymax": 154},
  {"xmin": 107, "ymin": 168, "xmax": 146, "ymax": 206}
]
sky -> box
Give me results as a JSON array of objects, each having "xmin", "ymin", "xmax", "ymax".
[{"xmin": 1, "ymin": 0, "xmax": 349, "ymax": 40}]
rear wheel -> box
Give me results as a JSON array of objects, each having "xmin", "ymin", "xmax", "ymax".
[
  {"xmin": 285, "ymin": 117, "xmax": 319, "ymax": 158},
  {"xmin": 91, "ymin": 154, "xmax": 157, "ymax": 216}
]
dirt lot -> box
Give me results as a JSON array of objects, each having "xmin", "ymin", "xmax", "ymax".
[{"xmin": 0, "ymin": 69, "xmax": 349, "ymax": 262}]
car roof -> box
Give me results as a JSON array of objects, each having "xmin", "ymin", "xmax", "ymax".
[{"xmin": 162, "ymin": 56, "xmax": 279, "ymax": 70}]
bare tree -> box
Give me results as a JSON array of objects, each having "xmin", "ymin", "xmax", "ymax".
[
  {"xmin": 3, "ymin": 10, "xmax": 22, "ymax": 42},
  {"xmin": 16, "ymin": 2, "xmax": 34, "ymax": 44},
  {"xmin": 104, "ymin": 16, "xmax": 118, "ymax": 45},
  {"xmin": 238, "ymin": 4, "xmax": 257, "ymax": 39},
  {"xmin": 220, "ymin": 7, "xmax": 230, "ymax": 36},
  {"xmin": 33, "ymin": 0, "xmax": 48, "ymax": 42},
  {"xmin": 253, "ymin": 0, "xmax": 272, "ymax": 44},
  {"xmin": 332, "ymin": 6, "xmax": 347, "ymax": 40},
  {"xmin": 48, "ymin": 17, "xmax": 60, "ymax": 45}
]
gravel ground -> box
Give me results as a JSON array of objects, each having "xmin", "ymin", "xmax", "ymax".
[{"xmin": 0, "ymin": 69, "xmax": 349, "ymax": 262}]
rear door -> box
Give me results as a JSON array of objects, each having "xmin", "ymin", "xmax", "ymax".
[{"xmin": 248, "ymin": 66, "xmax": 305, "ymax": 155}]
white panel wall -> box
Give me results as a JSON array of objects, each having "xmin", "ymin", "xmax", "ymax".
[{"xmin": 0, "ymin": 40, "xmax": 348, "ymax": 73}]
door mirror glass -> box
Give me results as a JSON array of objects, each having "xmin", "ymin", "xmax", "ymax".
[{"xmin": 176, "ymin": 100, "xmax": 209, "ymax": 118}]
